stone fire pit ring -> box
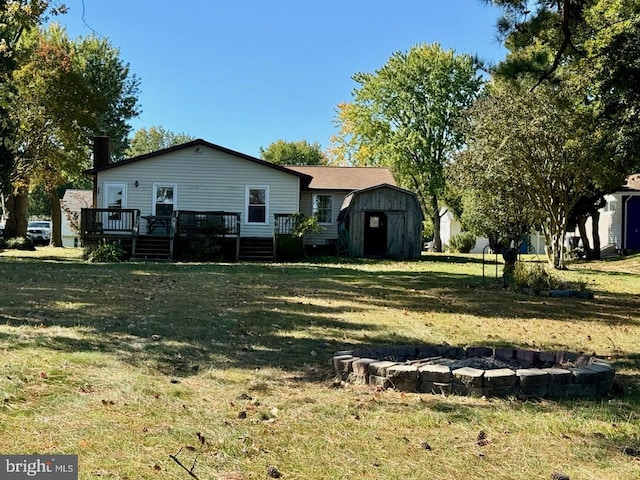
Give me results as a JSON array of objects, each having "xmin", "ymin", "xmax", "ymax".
[{"xmin": 333, "ymin": 344, "xmax": 615, "ymax": 399}]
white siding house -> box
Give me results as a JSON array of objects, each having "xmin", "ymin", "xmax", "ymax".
[
  {"xmin": 89, "ymin": 140, "xmax": 309, "ymax": 238},
  {"xmin": 572, "ymin": 175, "xmax": 640, "ymax": 253},
  {"xmin": 60, "ymin": 189, "xmax": 92, "ymax": 247},
  {"xmin": 439, "ymin": 208, "xmax": 546, "ymax": 254}
]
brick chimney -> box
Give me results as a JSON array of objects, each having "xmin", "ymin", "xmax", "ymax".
[{"xmin": 93, "ymin": 136, "xmax": 110, "ymax": 169}]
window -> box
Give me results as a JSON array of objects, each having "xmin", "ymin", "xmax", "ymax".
[
  {"xmin": 246, "ymin": 186, "xmax": 268, "ymax": 224},
  {"xmin": 104, "ymin": 183, "xmax": 126, "ymax": 221},
  {"xmin": 604, "ymin": 198, "xmax": 617, "ymax": 213},
  {"xmin": 153, "ymin": 184, "xmax": 176, "ymax": 216},
  {"xmin": 313, "ymin": 194, "xmax": 333, "ymax": 224}
]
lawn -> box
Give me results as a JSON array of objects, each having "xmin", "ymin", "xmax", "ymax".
[{"xmin": 1, "ymin": 247, "xmax": 639, "ymax": 479}]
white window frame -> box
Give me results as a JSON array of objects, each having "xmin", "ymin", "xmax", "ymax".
[
  {"xmin": 245, "ymin": 185, "xmax": 269, "ymax": 225},
  {"xmin": 312, "ymin": 194, "xmax": 333, "ymax": 224},
  {"xmin": 152, "ymin": 183, "xmax": 178, "ymax": 216}
]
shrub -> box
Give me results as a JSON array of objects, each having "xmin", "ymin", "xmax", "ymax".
[
  {"xmin": 4, "ymin": 236, "xmax": 36, "ymax": 251},
  {"xmin": 512, "ymin": 262, "xmax": 560, "ymax": 293},
  {"xmin": 276, "ymin": 234, "xmax": 304, "ymax": 261},
  {"xmin": 84, "ymin": 241, "xmax": 125, "ymax": 263},
  {"xmin": 448, "ymin": 232, "xmax": 476, "ymax": 253}
]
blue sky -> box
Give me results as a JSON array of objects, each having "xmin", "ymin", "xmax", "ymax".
[{"xmin": 54, "ymin": 0, "xmax": 507, "ymax": 157}]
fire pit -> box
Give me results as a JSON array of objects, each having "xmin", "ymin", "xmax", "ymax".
[{"xmin": 333, "ymin": 344, "xmax": 615, "ymax": 399}]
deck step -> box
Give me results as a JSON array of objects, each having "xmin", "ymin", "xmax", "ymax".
[
  {"xmin": 239, "ymin": 237, "xmax": 274, "ymax": 261},
  {"xmin": 133, "ymin": 235, "xmax": 172, "ymax": 260}
]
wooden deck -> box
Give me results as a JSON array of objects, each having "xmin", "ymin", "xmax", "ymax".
[{"xmin": 80, "ymin": 208, "xmax": 244, "ymax": 261}]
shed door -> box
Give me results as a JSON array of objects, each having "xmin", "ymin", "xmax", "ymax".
[
  {"xmin": 387, "ymin": 212, "xmax": 406, "ymax": 257},
  {"xmin": 627, "ymin": 196, "xmax": 640, "ymax": 249},
  {"xmin": 364, "ymin": 212, "xmax": 387, "ymax": 256}
]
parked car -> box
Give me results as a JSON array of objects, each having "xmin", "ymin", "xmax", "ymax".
[{"xmin": 27, "ymin": 220, "xmax": 52, "ymax": 245}]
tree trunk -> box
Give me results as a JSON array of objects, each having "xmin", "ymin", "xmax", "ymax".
[
  {"xmin": 546, "ymin": 217, "xmax": 567, "ymax": 269},
  {"xmin": 591, "ymin": 210, "xmax": 601, "ymax": 260},
  {"xmin": 48, "ymin": 187, "xmax": 63, "ymax": 247},
  {"xmin": 430, "ymin": 195, "xmax": 442, "ymax": 252},
  {"xmin": 576, "ymin": 215, "xmax": 593, "ymax": 259},
  {"xmin": 4, "ymin": 186, "xmax": 29, "ymax": 238}
]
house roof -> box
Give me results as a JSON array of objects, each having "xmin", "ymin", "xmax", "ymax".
[
  {"xmin": 60, "ymin": 189, "xmax": 93, "ymax": 209},
  {"xmin": 285, "ymin": 165, "xmax": 396, "ymax": 190},
  {"xmin": 624, "ymin": 174, "xmax": 640, "ymax": 191},
  {"xmin": 84, "ymin": 138, "xmax": 313, "ymax": 186}
]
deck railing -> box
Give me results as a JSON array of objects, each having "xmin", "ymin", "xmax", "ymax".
[
  {"xmin": 80, "ymin": 208, "xmax": 140, "ymax": 238},
  {"xmin": 274, "ymin": 213, "xmax": 299, "ymax": 236},
  {"xmin": 175, "ymin": 211, "xmax": 240, "ymax": 237}
]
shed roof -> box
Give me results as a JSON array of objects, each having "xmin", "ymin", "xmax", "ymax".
[
  {"xmin": 285, "ymin": 165, "xmax": 396, "ymax": 190},
  {"xmin": 338, "ymin": 183, "xmax": 424, "ymax": 222}
]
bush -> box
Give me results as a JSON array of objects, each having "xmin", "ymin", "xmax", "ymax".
[
  {"xmin": 448, "ymin": 232, "xmax": 476, "ymax": 253},
  {"xmin": 84, "ymin": 241, "xmax": 125, "ymax": 263},
  {"xmin": 276, "ymin": 234, "xmax": 304, "ymax": 261},
  {"xmin": 4, "ymin": 236, "xmax": 36, "ymax": 251},
  {"xmin": 512, "ymin": 262, "xmax": 560, "ymax": 293}
]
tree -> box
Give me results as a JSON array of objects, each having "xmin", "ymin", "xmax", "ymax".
[
  {"xmin": 7, "ymin": 24, "xmax": 139, "ymax": 245},
  {"xmin": 488, "ymin": 0, "xmax": 640, "ymax": 258},
  {"xmin": 484, "ymin": 0, "xmax": 595, "ymax": 85},
  {"xmin": 125, "ymin": 126, "xmax": 194, "ymax": 158},
  {"xmin": 459, "ymin": 80, "xmax": 601, "ymax": 269},
  {"xmin": 332, "ymin": 43, "xmax": 483, "ymax": 251},
  {"xmin": 259, "ymin": 139, "xmax": 328, "ymax": 166},
  {"xmin": 0, "ymin": 1, "xmax": 65, "ymax": 235}
]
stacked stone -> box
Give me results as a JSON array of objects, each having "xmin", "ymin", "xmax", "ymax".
[{"xmin": 332, "ymin": 345, "xmax": 615, "ymax": 399}]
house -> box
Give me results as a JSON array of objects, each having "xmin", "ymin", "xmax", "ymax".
[
  {"xmin": 60, "ymin": 189, "xmax": 92, "ymax": 247},
  {"xmin": 337, "ymin": 184, "xmax": 424, "ymax": 258},
  {"xmin": 81, "ymin": 137, "xmax": 422, "ymax": 261},
  {"xmin": 575, "ymin": 175, "xmax": 640, "ymax": 254},
  {"xmin": 439, "ymin": 208, "xmax": 546, "ymax": 255}
]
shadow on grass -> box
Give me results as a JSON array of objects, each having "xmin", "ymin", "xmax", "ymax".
[{"xmin": 1, "ymin": 257, "xmax": 639, "ymax": 384}]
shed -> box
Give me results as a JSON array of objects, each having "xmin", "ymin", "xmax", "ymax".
[{"xmin": 337, "ymin": 184, "xmax": 424, "ymax": 258}]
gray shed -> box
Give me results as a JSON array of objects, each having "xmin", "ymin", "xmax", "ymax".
[{"xmin": 337, "ymin": 184, "xmax": 424, "ymax": 258}]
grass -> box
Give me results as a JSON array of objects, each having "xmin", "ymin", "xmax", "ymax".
[{"xmin": 1, "ymin": 246, "xmax": 639, "ymax": 479}]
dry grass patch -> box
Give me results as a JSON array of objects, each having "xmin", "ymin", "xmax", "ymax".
[{"xmin": 1, "ymin": 249, "xmax": 639, "ymax": 478}]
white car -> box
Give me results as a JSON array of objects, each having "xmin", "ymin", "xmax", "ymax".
[{"xmin": 27, "ymin": 220, "xmax": 52, "ymax": 245}]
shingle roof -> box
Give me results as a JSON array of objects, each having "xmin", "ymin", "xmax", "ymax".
[
  {"xmin": 84, "ymin": 139, "xmax": 313, "ymax": 186},
  {"xmin": 624, "ymin": 174, "xmax": 640, "ymax": 191},
  {"xmin": 285, "ymin": 165, "xmax": 396, "ymax": 190}
]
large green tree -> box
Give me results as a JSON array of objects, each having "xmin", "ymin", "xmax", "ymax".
[
  {"xmin": 7, "ymin": 24, "xmax": 139, "ymax": 244},
  {"xmin": 125, "ymin": 126, "xmax": 194, "ymax": 158},
  {"xmin": 0, "ymin": 1, "xmax": 65, "ymax": 233},
  {"xmin": 460, "ymin": 80, "xmax": 602, "ymax": 269},
  {"xmin": 259, "ymin": 139, "xmax": 328, "ymax": 166},
  {"xmin": 332, "ymin": 43, "xmax": 483, "ymax": 251},
  {"xmin": 487, "ymin": 0, "xmax": 640, "ymax": 258}
]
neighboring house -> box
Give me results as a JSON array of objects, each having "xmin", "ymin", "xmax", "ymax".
[
  {"xmin": 81, "ymin": 138, "xmax": 418, "ymax": 261},
  {"xmin": 337, "ymin": 184, "xmax": 424, "ymax": 258},
  {"xmin": 573, "ymin": 175, "xmax": 640, "ymax": 254},
  {"xmin": 60, "ymin": 189, "xmax": 93, "ymax": 247},
  {"xmin": 439, "ymin": 208, "xmax": 546, "ymax": 255}
]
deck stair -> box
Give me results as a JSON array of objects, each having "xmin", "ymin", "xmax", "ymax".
[
  {"xmin": 132, "ymin": 235, "xmax": 172, "ymax": 261},
  {"xmin": 239, "ymin": 237, "xmax": 274, "ymax": 261}
]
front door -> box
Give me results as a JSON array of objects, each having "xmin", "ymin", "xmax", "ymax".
[
  {"xmin": 103, "ymin": 183, "xmax": 126, "ymax": 230},
  {"xmin": 626, "ymin": 196, "xmax": 640, "ymax": 250},
  {"xmin": 364, "ymin": 211, "xmax": 387, "ymax": 257}
]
